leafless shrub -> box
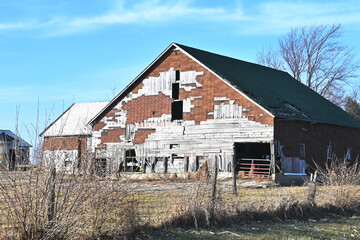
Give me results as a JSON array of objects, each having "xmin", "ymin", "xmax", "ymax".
[{"xmin": 315, "ymin": 156, "xmax": 360, "ymax": 209}]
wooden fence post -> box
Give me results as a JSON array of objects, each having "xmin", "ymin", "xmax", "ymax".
[
  {"xmin": 209, "ymin": 155, "xmax": 219, "ymax": 224},
  {"xmin": 232, "ymin": 145, "xmax": 238, "ymax": 195},
  {"xmin": 48, "ymin": 167, "xmax": 56, "ymax": 225}
]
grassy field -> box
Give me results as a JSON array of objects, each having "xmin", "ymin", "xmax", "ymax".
[
  {"xmin": 1, "ymin": 169, "xmax": 360, "ymax": 239},
  {"xmin": 144, "ymin": 215, "xmax": 360, "ymax": 240}
]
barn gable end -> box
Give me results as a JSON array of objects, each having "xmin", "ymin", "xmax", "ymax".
[{"xmin": 91, "ymin": 46, "xmax": 274, "ymax": 175}]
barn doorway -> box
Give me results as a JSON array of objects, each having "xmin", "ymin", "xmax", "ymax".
[{"xmin": 234, "ymin": 142, "xmax": 271, "ymax": 179}]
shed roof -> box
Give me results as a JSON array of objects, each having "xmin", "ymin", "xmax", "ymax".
[
  {"xmin": 40, "ymin": 102, "xmax": 109, "ymax": 137},
  {"xmin": 0, "ymin": 130, "xmax": 32, "ymax": 147}
]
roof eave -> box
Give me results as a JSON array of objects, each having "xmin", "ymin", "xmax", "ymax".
[{"xmin": 39, "ymin": 103, "xmax": 75, "ymax": 137}]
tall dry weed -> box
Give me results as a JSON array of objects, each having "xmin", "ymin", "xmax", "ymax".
[{"xmin": 316, "ymin": 157, "xmax": 360, "ymax": 209}]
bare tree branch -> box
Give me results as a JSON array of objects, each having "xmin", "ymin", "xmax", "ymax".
[{"xmin": 256, "ymin": 23, "xmax": 359, "ymax": 106}]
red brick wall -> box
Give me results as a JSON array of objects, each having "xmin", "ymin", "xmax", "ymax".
[
  {"xmin": 274, "ymin": 119, "xmax": 360, "ymax": 169},
  {"xmin": 43, "ymin": 136, "xmax": 88, "ymax": 162},
  {"xmin": 146, "ymin": 50, "xmax": 274, "ymax": 126},
  {"xmin": 43, "ymin": 137, "xmax": 79, "ymax": 151},
  {"xmin": 133, "ymin": 129, "xmax": 156, "ymax": 144},
  {"xmin": 92, "ymin": 49, "xmax": 274, "ymax": 147},
  {"xmin": 101, "ymin": 128, "xmax": 125, "ymax": 143},
  {"xmin": 122, "ymin": 93, "xmax": 172, "ymax": 124}
]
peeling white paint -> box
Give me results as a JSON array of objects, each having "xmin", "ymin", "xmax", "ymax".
[{"xmin": 214, "ymin": 103, "xmax": 243, "ymax": 119}]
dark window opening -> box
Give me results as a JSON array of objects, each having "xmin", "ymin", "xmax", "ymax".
[
  {"xmin": 170, "ymin": 144, "xmax": 179, "ymax": 149},
  {"xmin": 120, "ymin": 149, "xmax": 139, "ymax": 172},
  {"xmin": 171, "ymin": 101, "xmax": 183, "ymax": 121},
  {"xmin": 175, "ymin": 70, "xmax": 180, "ymax": 81},
  {"xmin": 172, "ymin": 82, "xmax": 179, "ymax": 100}
]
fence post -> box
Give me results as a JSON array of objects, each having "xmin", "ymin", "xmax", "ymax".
[
  {"xmin": 308, "ymin": 170, "xmax": 317, "ymax": 206},
  {"xmin": 184, "ymin": 156, "xmax": 189, "ymax": 173},
  {"xmin": 48, "ymin": 167, "xmax": 56, "ymax": 225},
  {"xmin": 163, "ymin": 157, "xmax": 167, "ymax": 173},
  {"xmin": 209, "ymin": 155, "xmax": 218, "ymax": 224},
  {"xmin": 232, "ymin": 145, "xmax": 237, "ymax": 195}
]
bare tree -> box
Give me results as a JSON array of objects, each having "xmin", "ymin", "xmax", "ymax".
[
  {"xmin": 345, "ymin": 91, "xmax": 360, "ymax": 120},
  {"xmin": 257, "ymin": 24, "xmax": 359, "ymax": 105}
]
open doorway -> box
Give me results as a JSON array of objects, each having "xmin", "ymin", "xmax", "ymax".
[{"xmin": 234, "ymin": 142, "xmax": 271, "ymax": 179}]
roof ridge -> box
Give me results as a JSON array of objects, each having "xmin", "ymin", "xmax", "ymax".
[{"xmin": 174, "ymin": 43, "xmax": 290, "ymax": 75}]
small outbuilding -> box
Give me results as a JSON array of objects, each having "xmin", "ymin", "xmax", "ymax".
[
  {"xmin": 40, "ymin": 102, "xmax": 109, "ymax": 172},
  {"xmin": 0, "ymin": 130, "xmax": 32, "ymax": 170}
]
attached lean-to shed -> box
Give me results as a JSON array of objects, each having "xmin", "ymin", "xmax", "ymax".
[{"xmin": 40, "ymin": 102, "xmax": 108, "ymax": 172}]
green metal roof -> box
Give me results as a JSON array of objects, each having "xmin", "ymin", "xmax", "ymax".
[{"xmin": 176, "ymin": 43, "xmax": 360, "ymax": 128}]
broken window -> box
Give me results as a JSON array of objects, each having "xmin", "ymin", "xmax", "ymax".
[
  {"xmin": 170, "ymin": 144, "xmax": 179, "ymax": 149},
  {"xmin": 175, "ymin": 70, "xmax": 180, "ymax": 81},
  {"xmin": 125, "ymin": 124, "xmax": 135, "ymax": 141},
  {"xmin": 124, "ymin": 149, "xmax": 138, "ymax": 172},
  {"xmin": 299, "ymin": 144, "xmax": 305, "ymax": 159},
  {"xmin": 172, "ymin": 82, "xmax": 180, "ymax": 100},
  {"xmin": 327, "ymin": 145, "xmax": 332, "ymax": 160},
  {"xmin": 171, "ymin": 101, "xmax": 183, "ymax": 121},
  {"xmin": 347, "ymin": 148, "xmax": 351, "ymax": 161}
]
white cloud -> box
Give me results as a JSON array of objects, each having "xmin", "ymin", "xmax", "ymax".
[
  {"xmin": 0, "ymin": 0, "xmax": 359, "ymax": 36},
  {"xmin": 240, "ymin": 1, "xmax": 360, "ymax": 35}
]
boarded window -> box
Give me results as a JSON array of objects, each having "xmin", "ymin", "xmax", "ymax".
[
  {"xmin": 171, "ymin": 101, "xmax": 183, "ymax": 120},
  {"xmin": 299, "ymin": 144, "xmax": 305, "ymax": 159},
  {"xmin": 214, "ymin": 103, "xmax": 242, "ymax": 119},
  {"xmin": 347, "ymin": 148, "xmax": 351, "ymax": 161},
  {"xmin": 282, "ymin": 157, "xmax": 307, "ymax": 174},
  {"xmin": 172, "ymin": 82, "xmax": 179, "ymax": 100},
  {"xmin": 175, "ymin": 70, "xmax": 180, "ymax": 81},
  {"xmin": 125, "ymin": 124, "xmax": 135, "ymax": 141}
]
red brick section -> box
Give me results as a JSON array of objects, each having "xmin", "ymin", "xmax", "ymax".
[
  {"xmin": 101, "ymin": 127, "xmax": 125, "ymax": 143},
  {"xmin": 133, "ymin": 129, "xmax": 156, "ymax": 144},
  {"xmin": 93, "ymin": 49, "xmax": 274, "ymax": 146},
  {"xmin": 43, "ymin": 136, "xmax": 89, "ymax": 162},
  {"xmin": 144, "ymin": 50, "xmax": 274, "ymax": 126},
  {"xmin": 93, "ymin": 122, "xmax": 105, "ymax": 131},
  {"xmin": 43, "ymin": 137, "xmax": 79, "ymax": 151},
  {"xmin": 274, "ymin": 119, "xmax": 360, "ymax": 169},
  {"xmin": 132, "ymin": 82, "xmax": 144, "ymax": 94},
  {"xmin": 122, "ymin": 93, "xmax": 172, "ymax": 124}
]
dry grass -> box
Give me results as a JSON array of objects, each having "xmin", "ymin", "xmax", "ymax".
[
  {"xmin": 0, "ymin": 157, "xmax": 360, "ymax": 239},
  {"xmin": 0, "ymin": 167, "xmax": 138, "ymax": 239}
]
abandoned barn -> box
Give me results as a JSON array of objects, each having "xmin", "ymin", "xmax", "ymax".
[
  {"xmin": 42, "ymin": 43, "xmax": 360, "ymax": 179},
  {"xmin": 0, "ymin": 129, "xmax": 31, "ymax": 170}
]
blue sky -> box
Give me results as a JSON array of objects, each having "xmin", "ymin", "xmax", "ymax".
[{"xmin": 1, "ymin": 0, "xmax": 360, "ymax": 144}]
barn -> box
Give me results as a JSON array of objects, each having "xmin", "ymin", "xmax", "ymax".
[{"xmin": 43, "ymin": 43, "xmax": 360, "ymax": 179}]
